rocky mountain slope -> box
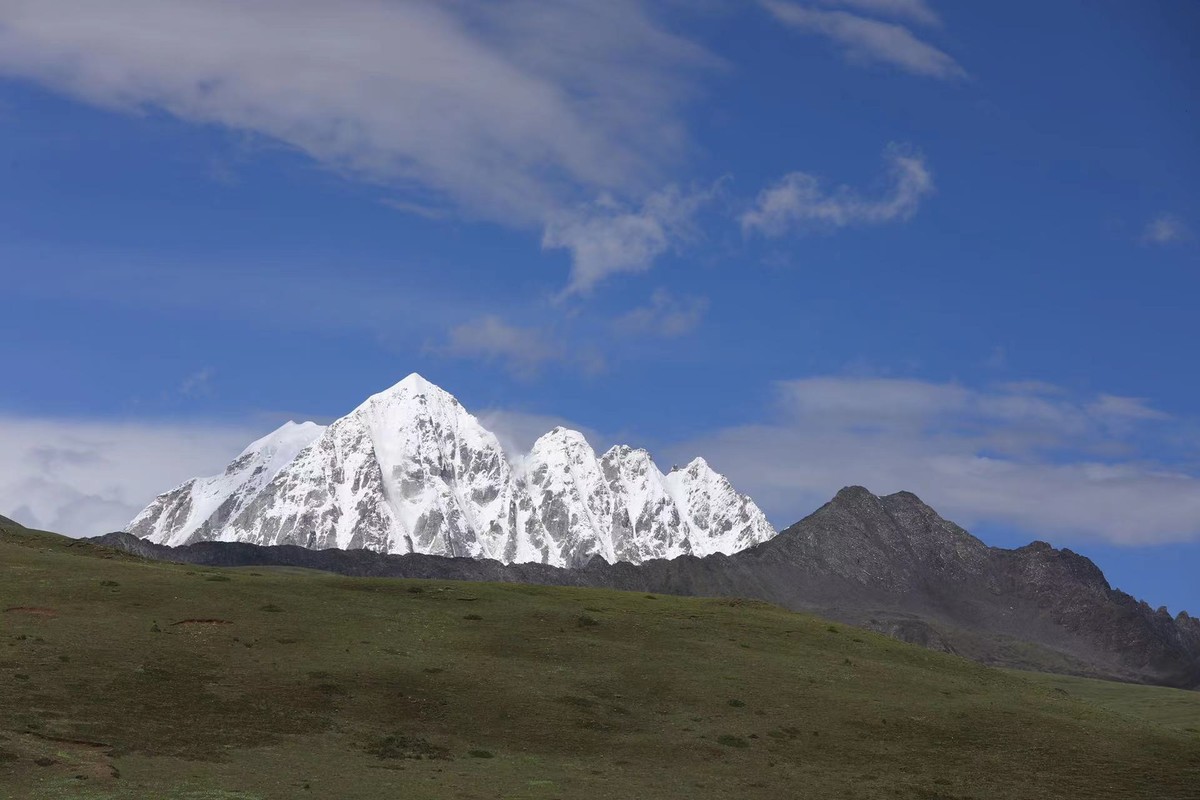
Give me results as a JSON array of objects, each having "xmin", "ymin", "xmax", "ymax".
[
  {"xmin": 101, "ymin": 485, "xmax": 1200, "ymax": 689},
  {"xmin": 127, "ymin": 374, "xmax": 776, "ymax": 567}
]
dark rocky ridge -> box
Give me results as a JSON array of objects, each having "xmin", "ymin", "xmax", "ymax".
[{"xmin": 94, "ymin": 486, "xmax": 1200, "ymax": 689}]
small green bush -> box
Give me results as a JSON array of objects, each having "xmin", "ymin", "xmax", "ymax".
[{"xmin": 716, "ymin": 734, "xmax": 749, "ymax": 748}]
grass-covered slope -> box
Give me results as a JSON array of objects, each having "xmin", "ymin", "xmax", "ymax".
[
  {"xmin": 2, "ymin": 527, "xmax": 1198, "ymax": 800},
  {"xmin": 1015, "ymin": 671, "xmax": 1200, "ymax": 734}
]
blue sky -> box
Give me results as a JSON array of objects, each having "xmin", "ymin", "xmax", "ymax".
[{"xmin": 1, "ymin": 1, "xmax": 1197, "ymax": 612}]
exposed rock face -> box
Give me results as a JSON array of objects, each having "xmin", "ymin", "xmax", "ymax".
[
  {"xmin": 127, "ymin": 374, "xmax": 776, "ymax": 567},
  {"xmin": 760, "ymin": 488, "xmax": 1200, "ymax": 688},
  {"xmin": 102, "ymin": 485, "xmax": 1200, "ymax": 689}
]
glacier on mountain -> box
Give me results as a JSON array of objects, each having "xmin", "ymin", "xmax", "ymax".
[{"xmin": 127, "ymin": 374, "xmax": 777, "ymax": 566}]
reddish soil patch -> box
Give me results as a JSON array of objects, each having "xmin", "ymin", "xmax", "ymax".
[
  {"xmin": 26, "ymin": 732, "xmax": 111, "ymax": 750},
  {"xmin": 3, "ymin": 607, "xmax": 58, "ymax": 618},
  {"xmin": 17, "ymin": 732, "xmax": 118, "ymax": 781},
  {"xmin": 170, "ymin": 618, "xmax": 233, "ymax": 626}
]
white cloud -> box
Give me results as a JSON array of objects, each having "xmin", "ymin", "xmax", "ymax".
[
  {"xmin": 1142, "ymin": 214, "xmax": 1189, "ymax": 246},
  {"xmin": 742, "ymin": 146, "xmax": 933, "ymax": 237},
  {"xmin": 0, "ymin": 416, "xmax": 261, "ymax": 536},
  {"xmin": 543, "ymin": 185, "xmax": 714, "ymax": 295},
  {"xmin": 178, "ymin": 367, "xmax": 215, "ymax": 398},
  {"xmin": 0, "ymin": 0, "xmax": 712, "ymax": 226},
  {"xmin": 668, "ymin": 376, "xmax": 1200, "ymax": 546},
  {"xmin": 815, "ymin": 0, "xmax": 940, "ymax": 27},
  {"xmin": 763, "ymin": 1, "xmax": 963, "ymax": 79},
  {"xmin": 1087, "ymin": 394, "xmax": 1170, "ymax": 422},
  {"xmin": 613, "ymin": 289, "xmax": 709, "ymax": 337},
  {"xmin": 439, "ymin": 315, "xmax": 569, "ymax": 378}
]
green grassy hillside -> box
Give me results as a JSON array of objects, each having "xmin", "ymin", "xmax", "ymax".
[
  {"xmin": 2, "ymin": 527, "xmax": 1198, "ymax": 799},
  {"xmin": 1015, "ymin": 670, "xmax": 1200, "ymax": 734}
]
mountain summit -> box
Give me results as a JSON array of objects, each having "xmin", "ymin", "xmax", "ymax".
[{"xmin": 127, "ymin": 374, "xmax": 776, "ymax": 566}]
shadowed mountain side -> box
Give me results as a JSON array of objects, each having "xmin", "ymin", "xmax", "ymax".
[
  {"xmin": 96, "ymin": 486, "xmax": 1200, "ymax": 689},
  {"xmin": 0, "ymin": 514, "xmax": 23, "ymax": 528}
]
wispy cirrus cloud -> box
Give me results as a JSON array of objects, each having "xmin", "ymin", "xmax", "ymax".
[
  {"xmin": 0, "ymin": 0, "xmax": 713, "ymax": 236},
  {"xmin": 763, "ymin": 0, "xmax": 963, "ymax": 79},
  {"xmin": 1142, "ymin": 214, "xmax": 1190, "ymax": 246},
  {"xmin": 0, "ymin": 0, "xmax": 961, "ymax": 296},
  {"xmin": 670, "ymin": 376, "xmax": 1200, "ymax": 546},
  {"xmin": 814, "ymin": 0, "xmax": 941, "ymax": 27},
  {"xmin": 436, "ymin": 315, "xmax": 607, "ymax": 378},
  {"xmin": 741, "ymin": 146, "xmax": 933, "ymax": 237},
  {"xmin": 178, "ymin": 367, "xmax": 215, "ymax": 398},
  {"xmin": 543, "ymin": 185, "xmax": 716, "ymax": 296},
  {"xmin": 438, "ymin": 316, "xmax": 566, "ymax": 379},
  {"xmin": 613, "ymin": 289, "xmax": 710, "ymax": 337}
]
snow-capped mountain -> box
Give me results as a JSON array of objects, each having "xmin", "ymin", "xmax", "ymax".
[
  {"xmin": 127, "ymin": 374, "xmax": 777, "ymax": 566},
  {"xmin": 128, "ymin": 421, "xmax": 325, "ymax": 547}
]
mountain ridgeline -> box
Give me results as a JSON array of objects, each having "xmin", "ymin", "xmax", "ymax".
[
  {"xmin": 103, "ymin": 486, "xmax": 1200, "ymax": 689},
  {"xmin": 127, "ymin": 374, "xmax": 776, "ymax": 568}
]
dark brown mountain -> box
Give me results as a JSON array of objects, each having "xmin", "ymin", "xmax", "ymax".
[{"xmin": 93, "ymin": 485, "xmax": 1200, "ymax": 689}]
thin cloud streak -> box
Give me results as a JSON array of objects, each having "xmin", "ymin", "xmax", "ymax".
[
  {"xmin": 763, "ymin": 1, "xmax": 964, "ymax": 79},
  {"xmin": 438, "ymin": 315, "xmax": 567, "ymax": 378},
  {"xmin": 742, "ymin": 146, "xmax": 933, "ymax": 236},
  {"xmin": 815, "ymin": 0, "xmax": 941, "ymax": 27},
  {"xmin": 613, "ymin": 289, "xmax": 710, "ymax": 337}
]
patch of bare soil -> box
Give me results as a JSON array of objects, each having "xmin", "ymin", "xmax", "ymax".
[{"xmin": 7, "ymin": 731, "xmax": 119, "ymax": 782}]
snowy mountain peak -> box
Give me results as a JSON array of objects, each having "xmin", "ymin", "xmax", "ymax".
[
  {"xmin": 359, "ymin": 372, "xmax": 464, "ymax": 414},
  {"xmin": 387, "ymin": 371, "xmax": 440, "ymax": 394},
  {"xmin": 672, "ymin": 455, "xmax": 711, "ymax": 473},
  {"xmin": 127, "ymin": 418, "xmax": 325, "ymax": 547},
  {"xmin": 531, "ymin": 426, "xmax": 594, "ymax": 455},
  {"xmin": 129, "ymin": 376, "xmax": 777, "ymax": 565},
  {"xmin": 239, "ymin": 420, "xmax": 324, "ymax": 461}
]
